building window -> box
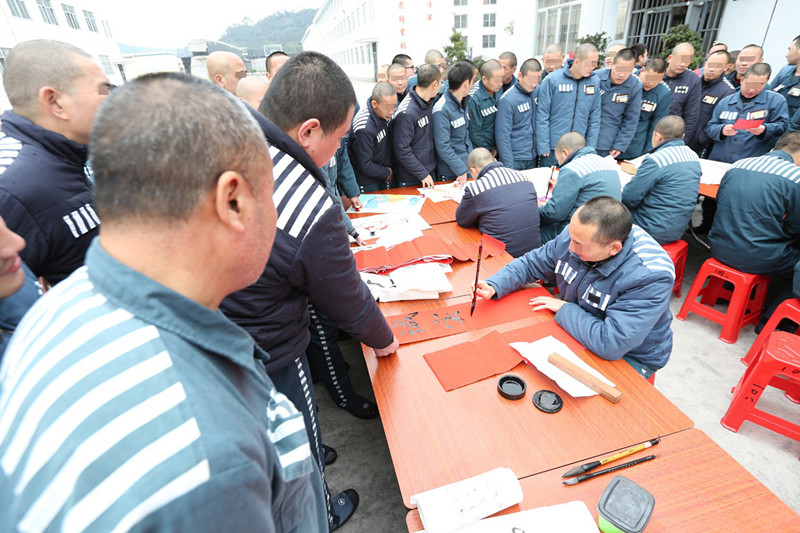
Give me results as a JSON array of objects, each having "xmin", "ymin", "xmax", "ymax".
[
  {"xmin": 62, "ymin": 4, "xmax": 79, "ymax": 29},
  {"xmin": 483, "ymin": 13, "xmax": 495, "ymax": 27},
  {"xmin": 536, "ymin": 0, "xmax": 581, "ymax": 55},
  {"xmin": 454, "ymin": 0, "xmax": 467, "ymax": 5},
  {"xmin": 99, "ymin": 55, "xmax": 114, "ymax": 75},
  {"xmin": 454, "ymin": 14, "xmax": 467, "ymax": 29},
  {"xmin": 36, "ymin": 0, "xmax": 57, "ymax": 24},
  {"xmin": 482, "ymin": 34, "xmax": 495, "ymax": 48},
  {"xmin": 102, "ymin": 19, "xmax": 112, "ymax": 37},
  {"xmin": 7, "ymin": 0, "xmax": 30, "ymax": 19},
  {"xmin": 0, "ymin": 48, "xmax": 11, "ymax": 73},
  {"xmin": 627, "ymin": 0, "xmax": 725, "ymax": 59},
  {"xmin": 83, "ymin": 9, "xmax": 98, "ymax": 32}
]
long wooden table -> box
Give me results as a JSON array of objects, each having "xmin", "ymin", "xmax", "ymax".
[{"xmin": 406, "ymin": 429, "xmax": 800, "ymax": 531}]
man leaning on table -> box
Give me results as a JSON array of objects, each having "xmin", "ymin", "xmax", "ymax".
[{"xmin": 476, "ymin": 196, "xmax": 675, "ymax": 380}]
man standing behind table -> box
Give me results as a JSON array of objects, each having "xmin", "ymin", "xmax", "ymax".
[
  {"xmin": 541, "ymin": 44, "xmax": 565, "ymax": 80},
  {"xmin": 621, "ymin": 58, "xmax": 671, "ymax": 160},
  {"xmin": 495, "ymin": 58, "xmax": 542, "ymax": 171},
  {"xmin": 604, "ymin": 43, "xmax": 625, "ymax": 68},
  {"xmin": 468, "ymin": 59, "xmax": 504, "ymax": 153},
  {"xmin": 476, "ymin": 196, "xmax": 675, "ymax": 380},
  {"xmin": 220, "ymin": 52, "xmax": 399, "ymax": 531},
  {"xmin": 631, "ymin": 42, "xmax": 648, "ymax": 74},
  {"xmin": 0, "ymin": 40, "xmax": 110, "ymax": 285},
  {"xmin": 690, "ymin": 49, "xmax": 736, "ymax": 157},
  {"xmin": 387, "ymin": 63, "xmax": 409, "ymax": 109},
  {"xmin": 392, "ymin": 63, "xmax": 442, "ymax": 187},
  {"xmin": 771, "ymin": 35, "xmax": 800, "ymax": 121},
  {"xmin": 0, "ymin": 72, "xmax": 328, "ymax": 533},
  {"xmin": 207, "ymin": 51, "xmax": 246, "ymax": 93},
  {"xmin": 622, "ymin": 116, "xmax": 701, "ymax": 245},
  {"xmin": 432, "ymin": 61, "xmax": 474, "ymax": 184},
  {"xmin": 705, "ymin": 63, "xmax": 789, "ymax": 164},
  {"xmin": 498, "ymin": 51, "xmax": 518, "ymax": 94},
  {"xmin": 348, "ymin": 82, "xmax": 397, "ymax": 193},
  {"xmin": 596, "ymin": 48, "xmax": 643, "ymax": 158},
  {"xmin": 236, "ymin": 76, "xmax": 268, "ymax": 109},
  {"xmin": 663, "ymin": 42, "xmax": 702, "ymax": 146},
  {"xmin": 726, "ymin": 44, "xmax": 764, "ymax": 90},
  {"xmin": 709, "ymin": 132, "xmax": 800, "ymax": 330},
  {"xmin": 539, "ymin": 132, "xmax": 621, "ymax": 243},
  {"xmin": 536, "ymin": 43, "xmax": 602, "ymax": 168},
  {"xmin": 456, "ymin": 148, "xmax": 541, "ymax": 257}
]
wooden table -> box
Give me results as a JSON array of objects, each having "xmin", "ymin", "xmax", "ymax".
[
  {"xmin": 363, "ymin": 314, "xmax": 694, "ymax": 507},
  {"xmin": 698, "ymin": 183, "xmax": 719, "ymax": 199},
  {"xmin": 406, "ymin": 429, "xmax": 800, "ymax": 531}
]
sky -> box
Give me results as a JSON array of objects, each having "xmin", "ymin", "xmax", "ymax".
[{"xmin": 99, "ymin": 1, "xmax": 324, "ymax": 49}]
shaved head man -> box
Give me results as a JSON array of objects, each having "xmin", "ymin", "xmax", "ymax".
[
  {"xmin": 727, "ymin": 43, "xmax": 764, "ymax": 89},
  {"xmin": 542, "ymin": 43, "xmax": 565, "ymax": 77},
  {"xmin": 265, "ymin": 51, "xmax": 289, "ymax": 84},
  {"xmin": 663, "ymin": 42, "xmax": 702, "ymax": 146},
  {"xmin": 236, "ymin": 76, "xmax": 268, "ymax": 109},
  {"xmin": 207, "ymin": 51, "xmax": 246, "ymax": 93}
]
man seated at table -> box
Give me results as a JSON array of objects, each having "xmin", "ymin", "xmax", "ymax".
[
  {"xmin": 456, "ymin": 147, "xmax": 541, "ymax": 258},
  {"xmin": 709, "ymin": 131, "xmax": 800, "ymax": 331},
  {"xmin": 705, "ymin": 63, "xmax": 789, "ymax": 164},
  {"xmin": 621, "ymin": 116, "xmax": 701, "ymax": 245},
  {"xmin": 476, "ymin": 196, "xmax": 675, "ymax": 379},
  {"xmin": 348, "ymin": 81, "xmax": 397, "ymax": 193},
  {"xmin": 539, "ymin": 132, "xmax": 621, "ymax": 243}
]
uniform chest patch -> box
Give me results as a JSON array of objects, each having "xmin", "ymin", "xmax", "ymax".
[
  {"xmin": 584, "ymin": 85, "xmax": 596, "ymax": 95},
  {"xmin": 747, "ymin": 109, "xmax": 767, "ymax": 120},
  {"xmin": 641, "ymin": 101, "xmax": 656, "ymax": 113},
  {"xmin": 719, "ymin": 110, "xmax": 738, "ymax": 121},
  {"xmin": 702, "ymin": 95, "xmax": 718, "ymax": 105},
  {"xmin": 558, "ymin": 84, "xmax": 574, "ymax": 93},
  {"xmin": 451, "ymin": 117, "xmax": 466, "ymax": 129},
  {"xmin": 788, "ymin": 87, "xmax": 800, "ymax": 97},
  {"xmin": 517, "ymin": 102, "xmax": 531, "ymax": 113},
  {"xmin": 674, "ymin": 86, "xmax": 689, "ymax": 94},
  {"xmin": 418, "ymin": 116, "xmax": 429, "ymax": 128},
  {"xmin": 613, "ymin": 93, "xmax": 629, "ymax": 103}
]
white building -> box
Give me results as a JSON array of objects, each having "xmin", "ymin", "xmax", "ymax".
[
  {"xmin": 302, "ymin": 0, "xmax": 795, "ymax": 82},
  {"xmin": 0, "ymin": 0, "xmax": 123, "ymax": 109}
]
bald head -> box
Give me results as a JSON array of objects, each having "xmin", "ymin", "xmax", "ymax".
[
  {"xmin": 236, "ymin": 76, "xmax": 268, "ymax": 109},
  {"xmin": 555, "ymin": 132, "xmax": 586, "ymax": 164},
  {"xmin": 207, "ymin": 51, "xmax": 246, "ymax": 93},
  {"xmin": 425, "ymin": 49, "xmax": 444, "ymax": 62},
  {"xmin": 605, "ymin": 43, "xmax": 625, "ymax": 67},
  {"xmin": 667, "ymin": 43, "xmax": 695, "ymax": 76},
  {"xmin": 467, "ymin": 147, "xmax": 495, "ymax": 176},
  {"xmin": 653, "ymin": 115, "xmax": 685, "ymax": 142}
]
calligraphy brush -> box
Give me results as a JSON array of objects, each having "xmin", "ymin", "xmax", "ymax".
[
  {"xmin": 544, "ymin": 165, "xmax": 556, "ymax": 201},
  {"xmin": 470, "ymin": 237, "xmax": 483, "ymax": 317}
]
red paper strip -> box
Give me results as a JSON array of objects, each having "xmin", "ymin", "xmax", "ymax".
[
  {"xmin": 354, "ymin": 234, "xmax": 506, "ymax": 273},
  {"xmin": 388, "ymin": 287, "xmax": 551, "ymax": 344},
  {"xmin": 732, "ymin": 118, "xmax": 764, "ymax": 130}
]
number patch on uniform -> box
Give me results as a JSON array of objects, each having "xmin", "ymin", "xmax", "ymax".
[
  {"xmin": 674, "ymin": 86, "xmax": 689, "ymax": 94},
  {"xmin": 747, "ymin": 109, "xmax": 767, "ymax": 120},
  {"xmin": 641, "ymin": 101, "xmax": 656, "ymax": 113},
  {"xmin": 702, "ymin": 95, "xmax": 718, "ymax": 105},
  {"xmin": 584, "ymin": 85, "xmax": 596, "ymax": 95},
  {"xmin": 789, "ymin": 87, "xmax": 800, "ymax": 97},
  {"xmin": 613, "ymin": 93, "xmax": 629, "ymax": 103}
]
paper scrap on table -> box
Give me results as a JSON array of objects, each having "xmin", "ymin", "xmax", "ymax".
[
  {"xmin": 410, "ymin": 467, "xmax": 522, "ymax": 533},
  {"xmin": 732, "ymin": 118, "xmax": 764, "ymax": 130},
  {"xmin": 417, "ymin": 183, "xmax": 466, "ymax": 204},
  {"xmin": 698, "ymin": 158, "xmax": 731, "ymax": 185},
  {"xmin": 350, "ymin": 212, "xmax": 430, "ymax": 242},
  {"xmin": 376, "ymin": 226, "xmax": 424, "ymax": 247},
  {"xmin": 452, "ymin": 501, "xmax": 597, "ymax": 533},
  {"xmin": 623, "ymin": 154, "xmax": 647, "ymax": 170},
  {"xmin": 510, "ymin": 335, "xmax": 615, "ymax": 397},
  {"xmin": 347, "ymin": 194, "xmax": 426, "ymax": 214},
  {"xmin": 360, "ymin": 263, "xmax": 453, "ymax": 302}
]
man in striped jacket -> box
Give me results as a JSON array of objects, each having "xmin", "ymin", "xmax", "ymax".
[
  {"xmin": 0, "ymin": 73, "xmax": 328, "ymax": 532},
  {"xmin": 0, "ymin": 40, "xmax": 111, "ymax": 285}
]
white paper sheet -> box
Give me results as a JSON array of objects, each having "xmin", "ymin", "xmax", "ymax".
[
  {"xmin": 510, "ymin": 335, "xmax": 615, "ymax": 398},
  {"xmin": 698, "ymin": 158, "xmax": 731, "ymax": 185},
  {"xmin": 450, "ymin": 501, "xmax": 597, "ymax": 533},
  {"xmin": 347, "ymin": 194, "xmax": 426, "ymax": 213},
  {"xmin": 410, "ymin": 467, "xmax": 523, "ymax": 533},
  {"xmin": 350, "ymin": 212, "xmax": 431, "ymax": 240},
  {"xmin": 376, "ymin": 226, "xmax": 424, "ymax": 247},
  {"xmin": 416, "ymin": 183, "xmax": 466, "ymax": 203},
  {"xmin": 520, "ymin": 167, "xmax": 558, "ymax": 199},
  {"xmin": 390, "ymin": 263, "xmax": 453, "ymax": 292}
]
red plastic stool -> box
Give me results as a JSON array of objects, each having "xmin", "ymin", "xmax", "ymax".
[
  {"xmin": 741, "ymin": 298, "xmax": 800, "ymax": 366},
  {"xmin": 676, "ymin": 258, "xmax": 770, "ymax": 344},
  {"xmin": 661, "ymin": 240, "xmax": 688, "ymax": 297},
  {"xmin": 721, "ymin": 331, "xmax": 800, "ymax": 454}
]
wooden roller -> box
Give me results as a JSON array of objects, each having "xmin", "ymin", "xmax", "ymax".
[{"xmin": 547, "ymin": 353, "xmax": 622, "ymax": 404}]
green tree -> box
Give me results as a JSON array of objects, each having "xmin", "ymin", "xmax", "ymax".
[
  {"xmin": 576, "ymin": 31, "xmax": 610, "ymax": 64},
  {"xmin": 443, "ymin": 27, "xmax": 468, "ymax": 64},
  {"xmin": 659, "ymin": 24, "xmax": 704, "ymax": 69}
]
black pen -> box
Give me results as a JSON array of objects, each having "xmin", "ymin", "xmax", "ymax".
[{"xmin": 562, "ymin": 455, "xmax": 657, "ymax": 485}]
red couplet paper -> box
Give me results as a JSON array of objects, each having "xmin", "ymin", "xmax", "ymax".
[
  {"xmin": 422, "ymin": 319, "xmax": 590, "ymax": 392},
  {"xmin": 731, "ymin": 118, "xmax": 764, "ymax": 130},
  {"xmin": 388, "ymin": 287, "xmax": 551, "ymax": 345}
]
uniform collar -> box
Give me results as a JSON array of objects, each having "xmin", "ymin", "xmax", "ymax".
[
  {"xmin": 365, "ymin": 97, "xmax": 388, "ymax": 126},
  {"xmin": 85, "ymin": 239, "xmax": 265, "ymax": 370},
  {"xmin": 650, "ymin": 138, "xmax": 685, "ymax": 154},
  {"xmin": 0, "ymin": 110, "xmax": 88, "ymax": 167},
  {"xmin": 767, "ymin": 150, "xmax": 795, "ymax": 164},
  {"xmin": 446, "ymin": 88, "xmax": 470, "ymax": 110},
  {"xmin": 569, "ymin": 228, "xmax": 635, "ymax": 278},
  {"xmin": 560, "ymin": 146, "xmax": 596, "ymax": 167},
  {"xmin": 477, "ymin": 161, "xmax": 504, "ymax": 179},
  {"xmin": 736, "ymin": 88, "xmax": 769, "ymax": 107}
]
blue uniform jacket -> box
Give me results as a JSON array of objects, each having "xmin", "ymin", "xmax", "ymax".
[
  {"xmin": 535, "ymin": 60, "xmax": 602, "ymax": 155},
  {"xmin": 539, "ymin": 147, "xmax": 622, "ymax": 242},
  {"xmin": 0, "ymin": 262, "xmax": 41, "ymax": 361},
  {"xmin": 322, "ymin": 138, "xmax": 359, "ymax": 237},
  {"xmin": 455, "ymin": 161, "xmax": 541, "ymax": 258},
  {"xmin": 663, "ymin": 70, "xmax": 702, "ymax": 146},
  {"xmin": 596, "ymin": 69, "xmax": 643, "ymax": 153},
  {"xmin": 621, "ymin": 82, "xmax": 671, "ymax": 159},
  {"xmin": 432, "ymin": 90, "xmax": 472, "ymax": 177},
  {"xmin": 690, "ymin": 75, "xmax": 736, "ymax": 154},
  {"xmin": 495, "ymin": 84, "xmax": 538, "ymax": 168},
  {"xmin": 706, "ymin": 89, "xmax": 789, "ymax": 163},
  {"xmin": 348, "ymin": 98, "xmax": 392, "ymax": 187},
  {"xmin": 392, "ymin": 88, "xmax": 438, "ymax": 184},
  {"xmin": 621, "ymin": 139, "xmax": 701, "ymax": 244},
  {"xmin": 0, "ymin": 110, "xmax": 97, "ymax": 284},
  {"xmin": 486, "ymin": 224, "xmax": 675, "ymax": 371},
  {"xmin": 221, "ymin": 108, "xmax": 394, "ymax": 374},
  {"xmin": 791, "ymin": 105, "xmax": 800, "ymax": 132},
  {"xmin": 467, "ymin": 80, "xmax": 502, "ymax": 151},
  {"xmin": 771, "ymin": 64, "xmax": 800, "ymax": 119},
  {"xmin": 709, "ymin": 150, "xmax": 800, "ymax": 275}
]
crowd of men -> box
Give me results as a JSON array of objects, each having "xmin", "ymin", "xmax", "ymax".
[{"xmin": 0, "ymin": 31, "xmax": 799, "ymax": 532}]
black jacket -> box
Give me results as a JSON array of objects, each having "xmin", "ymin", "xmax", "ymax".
[
  {"xmin": 347, "ymin": 98, "xmax": 392, "ymax": 187},
  {"xmin": 391, "ymin": 88, "xmax": 437, "ymax": 184}
]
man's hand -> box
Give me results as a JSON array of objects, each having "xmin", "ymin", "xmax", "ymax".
[
  {"xmin": 473, "ymin": 280, "xmax": 496, "ymax": 299},
  {"xmin": 455, "ymin": 173, "xmax": 468, "ymax": 186},
  {"xmin": 422, "ymin": 175, "xmax": 435, "ymax": 188},
  {"xmin": 529, "ymin": 295, "xmax": 567, "ymax": 313},
  {"xmin": 386, "ymin": 167, "xmax": 394, "ymax": 184},
  {"xmin": 722, "ymin": 124, "xmax": 737, "ymax": 137},
  {"xmin": 374, "ymin": 336, "xmax": 399, "ymax": 357},
  {"xmin": 491, "ymin": 148, "xmax": 498, "ymax": 158},
  {"xmin": 354, "ymin": 233, "xmax": 366, "ymax": 246},
  {"xmin": 609, "ymin": 149, "xmax": 621, "ymax": 158},
  {"xmin": 746, "ymin": 124, "xmax": 766, "ymax": 136},
  {"xmin": 350, "ymin": 196, "xmax": 362, "ymax": 210},
  {"xmin": 541, "ymin": 152, "xmax": 550, "ymax": 158}
]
